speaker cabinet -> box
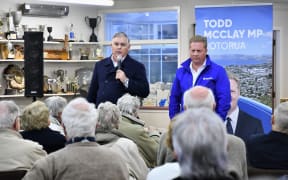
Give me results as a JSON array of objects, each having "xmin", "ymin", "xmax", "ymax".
[{"xmin": 24, "ymin": 31, "xmax": 44, "ymax": 97}]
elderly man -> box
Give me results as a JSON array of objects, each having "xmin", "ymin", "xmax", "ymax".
[
  {"xmin": 172, "ymin": 108, "xmax": 238, "ymax": 179},
  {"xmin": 117, "ymin": 93, "xmax": 160, "ymax": 168},
  {"xmin": 23, "ymin": 97, "xmax": 129, "ymax": 180},
  {"xmin": 0, "ymin": 100, "xmax": 46, "ymax": 171},
  {"xmin": 151, "ymin": 86, "xmax": 247, "ymax": 180},
  {"xmin": 246, "ymin": 101, "xmax": 288, "ymax": 169},
  {"xmin": 44, "ymin": 96, "xmax": 67, "ymax": 135}
]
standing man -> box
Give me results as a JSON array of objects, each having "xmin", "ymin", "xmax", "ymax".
[
  {"xmin": 226, "ymin": 72, "xmax": 263, "ymax": 142},
  {"xmin": 169, "ymin": 35, "xmax": 231, "ymax": 120},
  {"xmin": 87, "ymin": 32, "xmax": 150, "ymax": 107}
]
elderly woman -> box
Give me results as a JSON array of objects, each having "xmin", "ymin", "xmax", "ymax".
[
  {"xmin": 44, "ymin": 96, "xmax": 67, "ymax": 135},
  {"xmin": 117, "ymin": 93, "xmax": 160, "ymax": 168},
  {"xmin": 96, "ymin": 101, "xmax": 148, "ymax": 180},
  {"xmin": 20, "ymin": 101, "xmax": 66, "ymax": 154}
]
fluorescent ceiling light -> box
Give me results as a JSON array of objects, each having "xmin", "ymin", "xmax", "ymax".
[{"xmin": 40, "ymin": 0, "xmax": 114, "ymax": 6}]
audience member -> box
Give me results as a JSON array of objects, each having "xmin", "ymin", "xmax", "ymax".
[
  {"xmin": 23, "ymin": 97, "xmax": 129, "ymax": 180},
  {"xmin": 20, "ymin": 101, "xmax": 66, "ymax": 154},
  {"xmin": 0, "ymin": 100, "xmax": 46, "ymax": 171},
  {"xmin": 246, "ymin": 101, "xmax": 288, "ymax": 169},
  {"xmin": 87, "ymin": 32, "xmax": 149, "ymax": 107},
  {"xmin": 226, "ymin": 72, "xmax": 263, "ymax": 142},
  {"xmin": 172, "ymin": 108, "xmax": 239, "ymax": 180},
  {"xmin": 153, "ymin": 86, "xmax": 247, "ymax": 180},
  {"xmin": 117, "ymin": 93, "xmax": 160, "ymax": 168},
  {"xmin": 96, "ymin": 101, "xmax": 148, "ymax": 180},
  {"xmin": 44, "ymin": 96, "xmax": 67, "ymax": 135},
  {"xmin": 169, "ymin": 35, "xmax": 231, "ymax": 120}
]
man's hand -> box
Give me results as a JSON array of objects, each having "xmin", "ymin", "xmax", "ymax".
[{"xmin": 116, "ymin": 69, "xmax": 127, "ymax": 83}]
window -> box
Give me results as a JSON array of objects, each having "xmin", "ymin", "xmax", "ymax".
[{"xmin": 103, "ymin": 9, "xmax": 179, "ymax": 84}]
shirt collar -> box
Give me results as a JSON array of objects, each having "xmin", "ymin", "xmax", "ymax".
[{"xmin": 226, "ymin": 106, "xmax": 239, "ymax": 133}]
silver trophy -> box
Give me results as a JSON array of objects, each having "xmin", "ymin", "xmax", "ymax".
[{"xmin": 12, "ymin": 11, "xmax": 22, "ymax": 39}]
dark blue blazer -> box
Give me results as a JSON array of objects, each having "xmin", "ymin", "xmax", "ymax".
[
  {"xmin": 246, "ymin": 131, "xmax": 288, "ymax": 169},
  {"xmin": 87, "ymin": 55, "xmax": 150, "ymax": 107},
  {"xmin": 21, "ymin": 127, "xmax": 66, "ymax": 154},
  {"xmin": 234, "ymin": 110, "xmax": 264, "ymax": 143}
]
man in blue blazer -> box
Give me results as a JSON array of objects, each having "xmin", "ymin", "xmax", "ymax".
[
  {"xmin": 87, "ymin": 32, "xmax": 150, "ymax": 107},
  {"xmin": 246, "ymin": 101, "xmax": 288, "ymax": 169},
  {"xmin": 226, "ymin": 72, "xmax": 263, "ymax": 143}
]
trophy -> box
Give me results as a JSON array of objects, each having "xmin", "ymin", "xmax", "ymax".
[
  {"xmin": 12, "ymin": 11, "xmax": 22, "ymax": 39},
  {"xmin": 85, "ymin": 16, "xmax": 101, "ymax": 42},
  {"xmin": 47, "ymin": 26, "xmax": 53, "ymax": 41}
]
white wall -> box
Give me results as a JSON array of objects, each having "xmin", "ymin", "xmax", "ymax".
[{"xmin": 1, "ymin": 0, "xmax": 287, "ymax": 107}]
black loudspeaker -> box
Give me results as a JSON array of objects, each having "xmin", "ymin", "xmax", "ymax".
[{"xmin": 24, "ymin": 31, "xmax": 44, "ymax": 97}]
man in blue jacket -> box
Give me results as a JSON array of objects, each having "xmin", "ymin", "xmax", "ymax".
[
  {"xmin": 87, "ymin": 32, "xmax": 150, "ymax": 107},
  {"xmin": 169, "ymin": 35, "xmax": 231, "ymax": 120}
]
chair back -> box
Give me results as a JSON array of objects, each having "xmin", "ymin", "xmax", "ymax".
[
  {"xmin": 248, "ymin": 166, "xmax": 288, "ymax": 179},
  {"xmin": 0, "ymin": 170, "xmax": 27, "ymax": 180}
]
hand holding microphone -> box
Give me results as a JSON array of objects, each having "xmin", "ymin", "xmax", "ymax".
[{"xmin": 117, "ymin": 55, "xmax": 122, "ymax": 70}]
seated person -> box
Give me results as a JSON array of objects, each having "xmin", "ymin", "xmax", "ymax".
[
  {"xmin": 0, "ymin": 100, "xmax": 46, "ymax": 171},
  {"xmin": 226, "ymin": 72, "xmax": 263, "ymax": 142},
  {"xmin": 44, "ymin": 96, "xmax": 67, "ymax": 135},
  {"xmin": 246, "ymin": 101, "xmax": 288, "ymax": 169},
  {"xmin": 155, "ymin": 86, "xmax": 247, "ymax": 180},
  {"xmin": 20, "ymin": 101, "xmax": 66, "ymax": 154},
  {"xmin": 96, "ymin": 101, "xmax": 148, "ymax": 180},
  {"xmin": 23, "ymin": 97, "xmax": 129, "ymax": 180},
  {"xmin": 117, "ymin": 93, "xmax": 160, "ymax": 168},
  {"xmin": 171, "ymin": 108, "xmax": 239, "ymax": 180}
]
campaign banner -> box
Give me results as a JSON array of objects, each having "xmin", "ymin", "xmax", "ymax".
[{"xmin": 195, "ymin": 4, "xmax": 273, "ymax": 107}]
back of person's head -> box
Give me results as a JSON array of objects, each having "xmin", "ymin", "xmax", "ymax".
[
  {"xmin": 117, "ymin": 93, "xmax": 140, "ymax": 117},
  {"xmin": 183, "ymin": 86, "xmax": 215, "ymax": 110},
  {"xmin": 62, "ymin": 97, "xmax": 98, "ymax": 139},
  {"xmin": 172, "ymin": 108, "xmax": 228, "ymax": 178},
  {"xmin": 273, "ymin": 101, "xmax": 288, "ymax": 134},
  {"xmin": 44, "ymin": 96, "xmax": 67, "ymax": 117},
  {"xmin": 21, "ymin": 101, "xmax": 49, "ymax": 131},
  {"xmin": 97, "ymin": 101, "xmax": 121, "ymax": 130},
  {"xmin": 0, "ymin": 100, "xmax": 19, "ymax": 129}
]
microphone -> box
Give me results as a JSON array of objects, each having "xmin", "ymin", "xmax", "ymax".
[{"xmin": 116, "ymin": 55, "xmax": 122, "ymax": 70}]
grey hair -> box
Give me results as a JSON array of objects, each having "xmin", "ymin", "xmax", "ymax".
[
  {"xmin": 172, "ymin": 108, "xmax": 228, "ymax": 178},
  {"xmin": 274, "ymin": 102, "xmax": 288, "ymax": 134},
  {"xmin": 62, "ymin": 97, "xmax": 98, "ymax": 138},
  {"xmin": 117, "ymin": 93, "xmax": 140, "ymax": 117},
  {"xmin": 0, "ymin": 100, "xmax": 19, "ymax": 128},
  {"xmin": 112, "ymin": 32, "xmax": 130, "ymax": 43},
  {"xmin": 183, "ymin": 86, "xmax": 215, "ymax": 110},
  {"xmin": 97, "ymin": 101, "xmax": 121, "ymax": 130},
  {"xmin": 44, "ymin": 96, "xmax": 67, "ymax": 117}
]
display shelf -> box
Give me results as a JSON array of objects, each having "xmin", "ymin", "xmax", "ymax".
[{"xmin": 0, "ymin": 92, "xmax": 80, "ymax": 98}]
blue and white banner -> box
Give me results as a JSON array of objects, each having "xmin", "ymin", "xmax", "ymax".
[{"xmin": 195, "ymin": 4, "xmax": 273, "ymax": 107}]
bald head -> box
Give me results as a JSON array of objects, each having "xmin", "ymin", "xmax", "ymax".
[{"xmin": 183, "ymin": 86, "xmax": 215, "ymax": 110}]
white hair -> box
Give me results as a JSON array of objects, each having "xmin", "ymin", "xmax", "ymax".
[
  {"xmin": 97, "ymin": 101, "xmax": 121, "ymax": 130},
  {"xmin": 274, "ymin": 101, "xmax": 288, "ymax": 134},
  {"xmin": 183, "ymin": 86, "xmax": 215, "ymax": 110},
  {"xmin": 0, "ymin": 100, "xmax": 19, "ymax": 128},
  {"xmin": 172, "ymin": 108, "xmax": 228, "ymax": 178},
  {"xmin": 117, "ymin": 93, "xmax": 140, "ymax": 117},
  {"xmin": 62, "ymin": 97, "xmax": 98, "ymax": 138},
  {"xmin": 44, "ymin": 96, "xmax": 67, "ymax": 117}
]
